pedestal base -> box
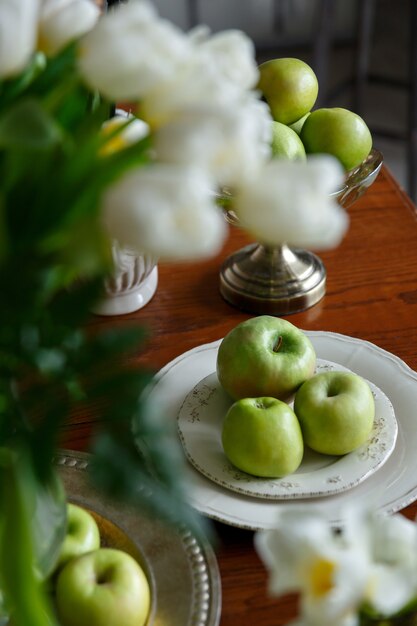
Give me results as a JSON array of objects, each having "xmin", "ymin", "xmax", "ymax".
[
  {"xmin": 91, "ymin": 266, "xmax": 158, "ymax": 316},
  {"xmin": 219, "ymin": 243, "xmax": 326, "ymax": 316}
]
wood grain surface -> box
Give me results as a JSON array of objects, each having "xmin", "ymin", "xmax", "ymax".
[{"xmin": 61, "ymin": 166, "xmax": 417, "ymax": 625}]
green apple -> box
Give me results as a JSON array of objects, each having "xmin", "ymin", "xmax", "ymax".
[
  {"xmin": 216, "ymin": 316, "xmax": 316, "ymax": 401},
  {"xmin": 55, "ymin": 548, "xmax": 151, "ymax": 626},
  {"xmin": 294, "ymin": 371, "xmax": 375, "ymax": 455},
  {"xmin": 289, "ymin": 112, "xmax": 310, "ymax": 135},
  {"xmin": 54, "ymin": 503, "xmax": 100, "ymax": 572},
  {"xmin": 271, "ymin": 121, "xmax": 306, "ymax": 161},
  {"xmin": 222, "ymin": 397, "xmax": 304, "ymax": 477},
  {"xmin": 257, "ymin": 57, "xmax": 318, "ymax": 125},
  {"xmin": 300, "ymin": 107, "xmax": 372, "ymax": 171}
]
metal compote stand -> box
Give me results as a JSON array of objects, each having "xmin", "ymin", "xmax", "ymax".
[{"xmin": 219, "ymin": 149, "xmax": 383, "ymax": 315}]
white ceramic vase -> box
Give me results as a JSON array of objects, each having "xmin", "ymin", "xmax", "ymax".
[{"xmin": 91, "ymin": 242, "xmax": 158, "ymax": 316}]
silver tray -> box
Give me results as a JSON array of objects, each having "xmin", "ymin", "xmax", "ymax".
[{"xmin": 54, "ymin": 450, "xmax": 222, "ymax": 626}]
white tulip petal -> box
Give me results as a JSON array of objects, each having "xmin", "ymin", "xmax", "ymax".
[
  {"xmin": 366, "ymin": 564, "xmax": 417, "ymax": 616},
  {"xmin": 194, "ymin": 28, "xmax": 259, "ymax": 90},
  {"xmin": 255, "ymin": 506, "xmax": 371, "ymax": 626},
  {"xmin": 102, "ymin": 165, "xmax": 227, "ymax": 261},
  {"xmin": 305, "ymin": 154, "xmax": 346, "ymax": 194},
  {"xmin": 0, "ymin": 0, "xmax": 40, "ymax": 77},
  {"xmin": 39, "ymin": 0, "xmax": 99, "ymax": 56},
  {"xmin": 370, "ymin": 513, "xmax": 417, "ymax": 569},
  {"xmin": 359, "ymin": 513, "xmax": 417, "ymax": 616},
  {"xmin": 101, "ymin": 113, "xmax": 149, "ymax": 155},
  {"xmin": 139, "ymin": 56, "xmax": 247, "ymax": 128},
  {"xmin": 235, "ymin": 157, "xmax": 348, "ymax": 249},
  {"xmin": 255, "ymin": 529, "xmax": 304, "ymax": 595},
  {"xmin": 78, "ymin": 0, "xmax": 191, "ymax": 101},
  {"xmin": 301, "ymin": 550, "xmax": 368, "ymax": 624},
  {"xmin": 255, "ymin": 508, "xmax": 362, "ymax": 596},
  {"xmin": 154, "ymin": 96, "xmax": 272, "ymax": 187}
]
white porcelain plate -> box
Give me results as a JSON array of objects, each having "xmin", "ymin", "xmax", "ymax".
[
  {"xmin": 146, "ymin": 332, "xmax": 417, "ymax": 530},
  {"xmin": 177, "ymin": 359, "xmax": 397, "ymax": 500}
]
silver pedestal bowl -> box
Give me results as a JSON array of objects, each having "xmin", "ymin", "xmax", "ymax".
[{"xmin": 219, "ymin": 148, "xmax": 383, "ymax": 315}]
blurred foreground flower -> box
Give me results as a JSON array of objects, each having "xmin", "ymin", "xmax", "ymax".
[
  {"xmin": 78, "ymin": 0, "xmax": 191, "ymax": 102},
  {"xmin": 102, "ymin": 164, "xmax": 227, "ymax": 261},
  {"xmin": 100, "ymin": 110, "xmax": 149, "ymax": 156},
  {"xmin": 154, "ymin": 97, "xmax": 272, "ymax": 188},
  {"xmin": 235, "ymin": 156, "xmax": 348, "ymax": 249},
  {"xmin": 363, "ymin": 513, "xmax": 417, "ymax": 617},
  {"xmin": 39, "ymin": 0, "xmax": 100, "ymax": 56},
  {"xmin": 255, "ymin": 506, "xmax": 417, "ymax": 626},
  {"xmin": 255, "ymin": 507, "xmax": 370, "ymax": 626},
  {"xmin": 0, "ymin": 0, "xmax": 40, "ymax": 77}
]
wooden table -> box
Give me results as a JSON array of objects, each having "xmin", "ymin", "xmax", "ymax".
[{"xmin": 63, "ymin": 165, "xmax": 417, "ymax": 626}]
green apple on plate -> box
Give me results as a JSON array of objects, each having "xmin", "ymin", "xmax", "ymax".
[
  {"xmin": 222, "ymin": 396, "xmax": 304, "ymax": 477},
  {"xmin": 294, "ymin": 370, "xmax": 375, "ymax": 455},
  {"xmin": 271, "ymin": 121, "xmax": 306, "ymax": 161},
  {"xmin": 216, "ymin": 316, "xmax": 316, "ymax": 401},
  {"xmin": 257, "ymin": 57, "xmax": 318, "ymax": 125},
  {"xmin": 55, "ymin": 548, "xmax": 151, "ymax": 626},
  {"xmin": 300, "ymin": 107, "xmax": 373, "ymax": 171},
  {"xmin": 54, "ymin": 503, "xmax": 100, "ymax": 572}
]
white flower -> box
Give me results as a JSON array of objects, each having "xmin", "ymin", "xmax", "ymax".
[
  {"xmin": 100, "ymin": 110, "xmax": 149, "ymax": 156},
  {"xmin": 138, "ymin": 53, "xmax": 248, "ymax": 129},
  {"xmin": 39, "ymin": 0, "xmax": 100, "ymax": 57},
  {"xmin": 234, "ymin": 155, "xmax": 348, "ymax": 249},
  {"xmin": 81, "ymin": 5, "xmax": 259, "ymax": 130},
  {"xmin": 190, "ymin": 27, "xmax": 259, "ymax": 90},
  {"xmin": 101, "ymin": 165, "xmax": 227, "ymax": 261},
  {"xmin": 364, "ymin": 513, "xmax": 417, "ymax": 616},
  {"xmin": 0, "ymin": 0, "xmax": 40, "ymax": 78},
  {"xmin": 138, "ymin": 27, "xmax": 260, "ymax": 129},
  {"xmin": 154, "ymin": 96, "xmax": 272, "ymax": 187},
  {"xmin": 78, "ymin": 0, "xmax": 191, "ymax": 101},
  {"xmin": 255, "ymin": 507, "xmax": 370, "ymax": 626}
]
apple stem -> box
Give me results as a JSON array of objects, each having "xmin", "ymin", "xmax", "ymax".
[{"xmin": 273, "ymin": 335, "xmax": 283, "ymax": 353}]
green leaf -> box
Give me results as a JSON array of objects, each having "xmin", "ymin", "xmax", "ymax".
[
  {"xmin": 0, "ymin": 194, "xmax": 8, "ymax": 264},
  {"xmin": 89, "ymin": 434, "xmax": 213, "ymax": 545},
  {"xmin": 45, "ymin": 279, "xmax": 105, "ymax": 326},
  {"xmin": 31, "ymin": 470, "xmax": 67, "ymax": 579},
  {"xmin": 0, "ymin": 99, "xmax": 61, "ymax": 150},
  {"xmin": 39, "ymin": 216, "xmax": 111, "ymax": 289},
  {"xmin": 35, "ymin": 348, "xmax": 66, "ymax": 376},
  {"xmin": 28, "ymin": 44, "xmax": 77, "ymax": 101},
  {"xmin": 360, "ymin": 597, "xmax": 417, "ymax": 624},
  {"xmin": 0, "ymin": 53, "xmax": 47, "ymax": 111},
  {"xmin": 0, "ymin": 445, "xmax": 60, "ymax": 626}
]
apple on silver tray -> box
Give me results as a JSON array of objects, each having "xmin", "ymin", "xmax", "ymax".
[{"xmin": 54, "ymin": 450, "xmax": 222, "ymax": 626}]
